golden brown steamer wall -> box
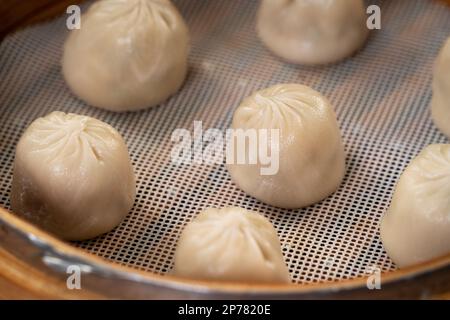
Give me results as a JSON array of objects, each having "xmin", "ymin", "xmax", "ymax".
[{"xmin": 0, "ymin": 0, "xmax": 450, "ymax": 299}]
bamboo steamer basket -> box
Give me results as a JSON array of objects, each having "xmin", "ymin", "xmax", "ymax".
[{"xmin": 0, "ymin": 0, "xmax": 450, "ymax": 299}]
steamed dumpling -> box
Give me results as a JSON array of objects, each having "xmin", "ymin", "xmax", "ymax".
[
  {"xmin": 173, "ymin": 207, "xmax": 291, "ymax": 283},
  {"xmin": 227, "ymin": 84, "xmax": 346, "ymax": 209},
  {"xmin": 63, "ymin": 0, "xmax": 190, "ymax": 112},
  {"xmin": 431, "ymin": 37, "xmax": 450, "ymax": 138},
  {"xmin": 256, "ymin": 0, "xmax": 369, "ymax": 65},
  {"xmin": 380, "ymin": 144, "xmax": 450, "ymax": 268},
  {"xmin": 10, "ymin": 111, "xmax": 136, "ymax": 240}
]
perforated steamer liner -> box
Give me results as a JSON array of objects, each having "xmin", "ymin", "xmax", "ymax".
[{"xmin": 1, "ymin": 0, "xmax": 450, "ymax": 297}]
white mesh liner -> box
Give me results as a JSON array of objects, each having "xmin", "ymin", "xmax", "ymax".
[{"xmin": 1, "ymin": 0, "xmax": 449, "ymax": 285}]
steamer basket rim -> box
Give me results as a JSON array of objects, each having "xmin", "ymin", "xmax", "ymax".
[{"xmin": 1, "ymin": 206, "xmax": 449, "ymax": 298}]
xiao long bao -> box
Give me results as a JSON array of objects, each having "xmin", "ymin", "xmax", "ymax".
[
  {"xmin": 227, "ymin": 84, "xmax": 346, "ymax": 209},
  {"xmin": 63, "ymin": 0, "xmax": 190, "ymax": 112},
  {"xmin": 10, "ymin": 112, "xmax": 136, "ymax": 241},
  {"xmin": 380, "ymin": 144, "xmax": 450, "ymax": 268},
  {"xmin": 256, "ymin": 0, "xmax": 369, "ymax": 65},
  {"xmin": 431, "ymin": 37, "xmax": 450, "ymax": 138},
  {"xmin": 173, "ymin": 207, "xmax": 291, "ymax": 283}
]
